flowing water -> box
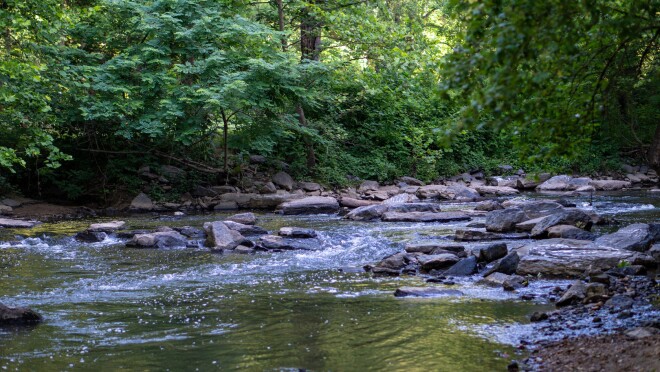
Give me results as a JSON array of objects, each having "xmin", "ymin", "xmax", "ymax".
[{"xmin": 0, "ymin": 191, "xmax": 658, "ymax": 371}]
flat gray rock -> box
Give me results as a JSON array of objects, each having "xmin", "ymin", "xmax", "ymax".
[
  {"xmin": 88, "ymin": 220, "xmax": 125, "ymax": 232},
  {"xmin": 0, "ymin": 218, "xmax": 39, "ymax": 228},
  {"xmin": 381, "ymin": 211, "xmax": 471, "ymax": 223},
  {"xmin": 278, "ymin": 196, "xmax": 339, "ymax": 215}
]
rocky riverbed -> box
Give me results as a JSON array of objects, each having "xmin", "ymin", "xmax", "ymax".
[{"xmin": 0, "ymin": 173, "xmax": 658, "ymax": 370}]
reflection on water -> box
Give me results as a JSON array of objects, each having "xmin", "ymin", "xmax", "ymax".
[{"xmin": 0, "ymin": 191, "xmax": 657, "ymax": 370}]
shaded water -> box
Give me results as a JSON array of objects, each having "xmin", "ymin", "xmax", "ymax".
[{"xmin": 0, "ymin": 191, "xmax": 658, "ymax": 370}]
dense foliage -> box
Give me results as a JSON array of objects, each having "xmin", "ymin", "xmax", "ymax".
[{"xmin": 0, "ymin": 0, "xmax": 658, "ymax": 200}]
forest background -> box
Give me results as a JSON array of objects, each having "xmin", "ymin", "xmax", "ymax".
[{"xmin": 1, "ymin": 0, "xmax": 658, "ymax": 203}]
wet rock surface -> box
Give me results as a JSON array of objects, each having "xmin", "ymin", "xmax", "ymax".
[{"xmin": 0, "ymin": 302, "xmax": 43, "ymax": 325}]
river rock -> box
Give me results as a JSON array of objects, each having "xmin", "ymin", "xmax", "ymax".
[
  {"xmin": 405, "ymin": 243, "xmax": 465, "ymax": 254},
  {"xmin": 454, "ymin": 229, "xmax": 528, "ymax": 241},
  {"xmin": 478, "ymin": 272, "xmax": 512, "ymax": 287},
  {"xmin": 516, "ymin": 239, "xmax": 636, "ymax": 278},
  {"xmin": 223, "ymin": 221, "xmax": 267, "ymax": 236},
  {"xmin": 503, "ymin": 275, "xmax": 527, "ymax": 291},
  {"xmin": 234, "ymin": 245, "xmax": 255, "ymax": 254},
  {"xmin": 130, "ymin": 192, "xmax": 154, "ymax": 211},
  {"xmin": 176, "ymin": 226, "xmax": 205, "ymax": 238},
  {"xmin": 382, "ymin": 193, "xmax": 419, "ymax": 205},
  {"xmin": 245, "ymin": 193, "xmax": 303, "ymax": 209},
  {"xmin": 1, "ymin": 198, "xmax": 21, "ymax": 208},
  {"xmin": 514, "ymin": 216, "xmax": 547, "ymax": 232},
  {"xmin": 477, "ymin": 242, "xmax": 508, "ymax": 263},
  {"xmin": 475, "ymin": 185, "xmax": 519, "ymax": 196},
  {"xmin": 126, "ymin": 231, "xmax": 187, "ymax": 248},
  {"xmin": 358, "ymin": 180, "xmax": 380, "ymax": 193},
  {"xmin": 374, "ymin": 252, "xmax": 411, "ymax": 271},
  {"xmin": 485, "ymin": 201, "xmax": 564, "ymax": 232},
  {"xmin": 416, "ymin": 184, "xmax": 479, "ymax": 200},
  {"xmin": 381, "ymin": 211, "xmax": 471, "ymax": 223},
  {"xmin": 536, "ymin": 176, "xmax": 592, "ymax": 192},
  {"xmin": 272, "ymin": 172, "xmax": 294, "ymax": 191},
  {"xmin": 530, "ymin": 209, "xmax": 593, "ymax": 238},
  {"xmin": 204, "ymin": 221, "xmax": 245, "ymax": 250},
  {"xmin": 214, "ymin": 201, "xmax": 239, "ymax": 210},
  {"xmin": 594, "ymin": 223, "xmax": 660, "ymax": 252},
  {"xmin": 394, "ymin": 287, "xmax": 464, "ymax": 298},
  {"xmin": 297, "ymin": 182, "xmax": 321, "ymax": 192},
  {"xmin": 589, "ymin": 179, "xmax": 632, "ymax": 191},
  {"xmin": 226, "ymin": 212, "xmax": 257, "ymax": 225},
  {"xmin": 443, "ymin": 256, "xmax": 478, "ymax": 276},
  {"xmin": 399, "ymin": 176, "xmax": 425, "ymax": 186},
  {"xmin": 556, "ymin": 280, "xmax": 587, "ymax": 307},
  {"xmin": 192, "ymin": 185, "xmax": 217, "ymax": 197},
  {"xmin": 385, "ymin": 203, "xmax": 443, "ymax": 213},
  {"xmin": 418, "ymin": 253, "xmax": 460, "ymax": 271},
  {"xmin": 547, "ymin": 225, "xmax": 596, "ymax": 240},
  {"xmin": 345, "ymin": 204, "xmax": 388, "ymax": 221},
  {"xmin": 88, "ymin": 220, "xmax": 125, "ymax": 232},
  {"xmin": 0, "ymin": 204, "xmax": 12, "ymax": 215},
  {"xmin": 516, "ymin": 177, "xmax": 541, "ymax": 190},
  {"xmin": 257, "ymin": 235, "xmax": 318, "ymax": 251},
  {"xmin": 278, "ymin": 227, "xmax": 317, "ymax": 238},
  {"xmin": 488, "ymin": 176, "xmax": 519, "ymax": 188},
  {"xmin": 364, "ymin": 190, "xmax": 389, "ymax": 201},
  {"xmin": 278, "ymin": 196, "xmax": 339, "ymax": 215},
  {"xmin": 258, "ymin": 182, "xmax": 277, "ymax": 194},
  {"xmin": 474, "ymin": 200, "xmax": 503, "ymax": 211},
  {"xmin": 603, "ymin": 294, "xmax": 634, "ymax": 311},
  {"xmin": 74, "ymin": 230, "xmax": 107, "ymax": 242},
  {"xmin": 211, "ymin": 185, "xmax": 239, "ymax": 194},
  {"xmin": 0, "ymin": 218, "xmax": 39, "ymax": 228},
  {"xmin": 339, "ymin": 197, "xmax": 379, "ymax": 208},
  {"xmin": 0, "ymin": 302, "xmax": 42, "ymax": 325},
  {"xmin": 483, "ymin": 252, "xmax": 520, "ymax": 276}
]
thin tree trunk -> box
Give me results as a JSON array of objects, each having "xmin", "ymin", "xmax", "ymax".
[
  {"xmin": 648, "ymin": 123, "xmax": 660, "ymax": 172},
  {"xmin": 276, "ymin": 0, "xmax": 287, "ymax": 52},
  {"xmin": 221, "ymin": 109, "xmax": 229, "ymax": 176}
]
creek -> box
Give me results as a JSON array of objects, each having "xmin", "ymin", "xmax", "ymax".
[{"xmin": 0, "ymin": 191, "xmax": 658, "ymax": 370}]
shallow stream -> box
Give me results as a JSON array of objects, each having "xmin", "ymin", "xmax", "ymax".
[{"xmin": 0, "ymin": 191, "xmax": 658, "ymax": 370}]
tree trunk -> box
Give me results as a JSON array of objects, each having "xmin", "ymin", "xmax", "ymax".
[
  {"xmin": 297, "ymin": 0, "xmax": 322, "ymax": 169},
  {"xmin": 648, "ymin": 123, "xmax": 660, "ymax": 172},
  {"xmin": 276, "ymin": 0, "xmax": 287, "ymax": 52},
  {"xmin": 221, "ymin": 109, "xmax": 229, "ymax": 181}
]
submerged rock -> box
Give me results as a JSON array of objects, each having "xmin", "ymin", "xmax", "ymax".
[
  {"xmin": 74, "ymin": 231, "xmax": 108, "ymax": 243},
  {"xmin": 278, "ymin": 196, "xmax": 339, "ymax": 215},
  {"xmin": 394, "ymin": 287, "xmax": 464, "ymax": 298},
  {"xmin": 0, "ymin": 302, "xmax": 42, "ymax": 325},
  {"xmin": 257, "ymin": 235, "xmax": 319, "ymax": 251},
  {"xmin": 381, "ymin": 211, "xmax": 471, "ymax": 223},
  {"xmin": 126, "ymin": 231, "xmax": 187, "ymax": 248}
]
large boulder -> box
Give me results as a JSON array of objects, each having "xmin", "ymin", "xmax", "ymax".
[
  {"xmin": 485, "ymin": 201, "xmax": 564, "ymax": 232},
  {"xmin": 278, "ymin": 196, "xmax": 339, "ymax": 215},
  {"xmin": 394, "ymin": 287, "xmax": 464, "ymax": 298},
  {"xmin": 381, "ymin": 211, "xmax": 471, "ymax": 223},
  {"xmin": 589, "ymin": 180, "xmax": 632, "ymax": 191},
  {"xmin": 0, "ymin": 218, "xmax": 39, "ymax": 228},
  {"xmin": 594, "ymin": 223, "xmax": 660, "ymax": 252},
  {"xmin": 299, "ymin": 182, "xmax": 322, "ymax": 192},
  {"xmin": 536, "ymin": 176, "xmax": 592, "ymax": 192},
  {"xmin": 130, "ymin": 192, "xmax": 154, "ymax": 211},
  {"xmin": 399, "ymin": 176, "xmax": 425, "ymax": 186},
  {"xmin": 0, "ymin": 302, "xmax": 42, "ymax": 325},
  {"xmin": 345, "ymin": 204, "xmax": 388, "ymax": 221},
  {"xmin": 530, "ymin": 209, "xmax": 593, "ymax": 238},
  {"xmin": 405, "ymin": 243, "xmax": 465, "ymax": 254},
  {"xmin": 203, "ymin": 221, "xmax": 246, "ymax": 250},
  {"xmin": 483, "ymin": 251, "xmax": 520, "ymax": 276},
  {"xmin": 272, "ymin": 172, "xmax": 295, "ymax": 191},
  {"xmin": 126, "ymin": 231, "xmax": 187, "ymax": 248},
  {"xmin": 416, "ymin": 185, "xmax": 479, "ymax": 200},
  {"xmin": 516, "ymin": 239, "xmax": 636, "ymax": 278}
]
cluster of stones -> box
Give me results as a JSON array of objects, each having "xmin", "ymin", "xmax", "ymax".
[
  {"xmin": 72, "ymin": 213, "xmax": 322, "ymax": 255},
  {"xmin": 367, "ymin": 196, "xmax": 659, "ymax": 298}
]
